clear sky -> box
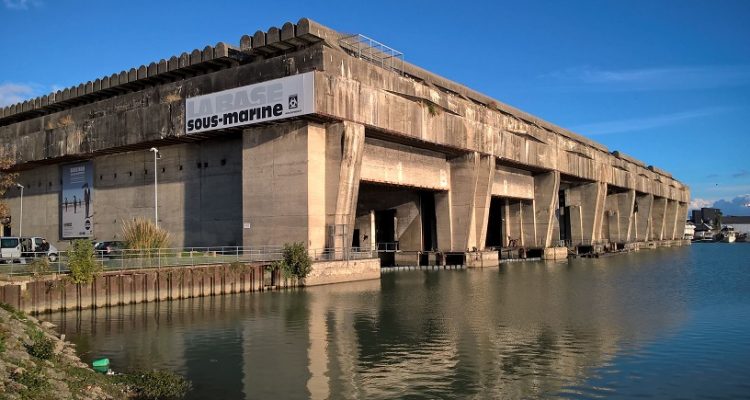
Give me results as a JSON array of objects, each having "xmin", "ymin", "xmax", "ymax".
[{"xmin": 2, "ymin": 0, "xmax": 749, "ymax": 214}]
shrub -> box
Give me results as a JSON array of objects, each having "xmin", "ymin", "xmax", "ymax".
[
  {"xmin": 117, "ymin": 369, "xmax": 191, "ymax": 400},
  {"xmin": 28, "ymin": 257, "xmax": 50, "ymax": 277},
  {"xmin": 274, "ymin": 242, "xmax": 313, "ymax": 280},
  {"xmin": 25, "ymin": 329, "xmax": 54, "ymax": 360},
  {"xmin": 122, "ymin": 217, "xmax": 171, "ymax": 250},
  {"xmin": 68, "ymin": 239, "xmax": 101, "ymax": 284}
]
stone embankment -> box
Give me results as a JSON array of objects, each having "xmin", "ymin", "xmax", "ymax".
[{"xmin": 0, "ymin": 303, "xmax": 125, "ymax": 399}]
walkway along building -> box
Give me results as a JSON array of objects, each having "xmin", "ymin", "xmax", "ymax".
[{"xmin": 0, "ymin": 18, "xmax": 690, "ymax": 265}]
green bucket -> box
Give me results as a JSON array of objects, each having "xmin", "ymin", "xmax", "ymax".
[{"xmin": 92, "ymin": 358, "xmax": 110, "ymax": 373}]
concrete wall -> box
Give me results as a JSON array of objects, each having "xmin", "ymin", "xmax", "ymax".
[
  {"xmin": 3, "ymin": 138, "xmax": 243, "ymax": 249},
  {"xmin": 0, "ymin": 258, "xmax": 381, "ymax": 314},
  {"xmin": 304, "ymin": 258, "xmax": 380, "ymax": 286}
]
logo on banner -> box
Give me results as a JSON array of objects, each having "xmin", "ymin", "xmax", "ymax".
[{"xmin": 288, "ymin": 94, "xmax": 298, "ymax": 109}]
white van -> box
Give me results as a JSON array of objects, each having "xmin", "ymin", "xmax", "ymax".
[
  {"xmin": 21, "ymin": 237, "xmax": 59, "ymax": 262},
  {"xmin": 0, "ymin": 237, "xmax": 22, "ymax": 263}
]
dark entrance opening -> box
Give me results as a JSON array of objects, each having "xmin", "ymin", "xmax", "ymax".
[
  {"xmin": 420, "ymin": 192, "xmax": 437, "ymax": 251},
  {"xmin": 485, "ymin": 197, "xmax": 504, "ymax": 248},
  {"xmin": 352, "ymin": 228, "xmax": 360, "ymax": 248},
  {"xmin": 375, "ymin": 209, "xmax": 396, "ymax": 266},
  {"xmin": 558, "ymin": 190, "xmax": 571, "ymax": 243}
]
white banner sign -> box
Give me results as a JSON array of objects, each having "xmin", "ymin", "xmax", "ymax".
[{"xmin": 185, "ymin": 72, "xmax": 315, "ymax": 134}]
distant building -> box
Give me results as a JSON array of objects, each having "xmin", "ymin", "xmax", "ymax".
[
  {"xmin": 692, "ymin": 208, "xmax": 721, "ymax": 224},
  {"xmin": 723, "ymin": 216, "xmax": 750, "ymax": 234}
]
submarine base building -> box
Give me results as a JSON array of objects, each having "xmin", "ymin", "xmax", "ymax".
[{"xmin": 0, "ymin": 18, "xmax": 689, "ymax": 265}]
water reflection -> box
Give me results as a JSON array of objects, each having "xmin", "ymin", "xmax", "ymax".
[{"xmin": 47, "ymin": 246, "xmax": 750, "ymax": 399}]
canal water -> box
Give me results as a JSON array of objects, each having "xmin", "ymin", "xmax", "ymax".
[{"xmin": 46, "ymin": 244, "xmax": 750, "ymax": 399}]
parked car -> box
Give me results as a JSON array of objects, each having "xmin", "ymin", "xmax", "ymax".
[
  {"xmin": 94, "ymin": 241, "xmax": 125, "ymax": 258},
  {"xmin": 20, "ymin": 237, "xmax": 59, "ymax": 262}
]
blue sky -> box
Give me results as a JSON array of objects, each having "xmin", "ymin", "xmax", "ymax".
[{"xmin": 2, "ymin": 0, "xmax": 749, "ymax": 214}]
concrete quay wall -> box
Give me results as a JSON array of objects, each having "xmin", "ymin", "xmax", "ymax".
[{"xmin": 0, "ymin": 259, "xmax": 381, "ymax": 314}]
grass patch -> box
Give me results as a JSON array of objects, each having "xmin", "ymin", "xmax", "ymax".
[
  {"xmin": 12, "ymin": 365, "xmax": 51, "ymax": 400},
  {"xmin": 0, "ymin": 301, "xmax": 26, "ymax": 320},
  {"xmin": 116, "ymin": 369, "xmax": 191, "ymax": 400}
]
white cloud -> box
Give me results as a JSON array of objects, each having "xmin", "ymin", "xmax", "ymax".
[
  {"xmin": 0, "ymin": 83, "xmax": 36, "ymax": 107},
  {"xmin": 3, "ymin": 0, "xmax": 41, "ymax": 10},
  {"xmin": 540, "ymin": 65, "xmax": 750, "ymax": 92},
  {"xmin": 689, "ymin": 198, "xmax": 714, "ymax": 210},
  {"xmin": 570, "ymin": 107, "xmax": 730, "ymax": 136}
]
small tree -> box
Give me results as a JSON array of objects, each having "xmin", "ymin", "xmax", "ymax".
[
  {"xmin": 68, "ymin": 239, "xmax": 101, "ymax": 284},
  {"xmin": 274, "ymin": 242, "xmax": 313, "ymax": 281},
  {"xmin": 122, "ymin": 217, "xmax": 171, "ymax": 250}
]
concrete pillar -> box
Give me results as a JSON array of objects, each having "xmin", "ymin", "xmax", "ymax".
[
  {"xmin": 532, "ymin": 171, "xmax": 560, "ymax": 248},
  {"xmin": 435, "ymin": 191, "xmax": 452, "ymax": 250},
  {"xmin": 603, "ymin": 189, "xmax": 636, "ymax": 243},
  {"xmin": 566, "ymin": 182, "xmax": 607, "ymax": 245},
  {"xmin": 329, "ymin": 122, "xmax": 365, "ymax": 250},
  {"xmin": 650, "ymin": 197, "xmax": 668, "ymax": 241},
  {"xmin": 446, "ymin": 152, "xmax": 494, "ymax": 251},
  {"xmin": 664, "ymin": 200, "xmax": 680, "ymax": 240},
  {"xmin": 242, "ymin": 121, "xmax": 327, "ymax": 249},
  {"xmin": 674, "ymin": 202, "xmax": 688, "ymax": 240},
  {"xmin": 633, "ymin": 193, "xmax": 653, "ymax": 241}
]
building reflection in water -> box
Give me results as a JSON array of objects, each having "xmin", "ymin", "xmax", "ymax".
[{"xmin": 49, "ymin": 249, "xmax": 690, "ymax": 399}]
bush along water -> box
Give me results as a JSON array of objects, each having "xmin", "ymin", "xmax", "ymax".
[
  {"xmin": 68, "ymin": 239, "xmax": 101, "ymax": 284},
  {"xmin": 274, "ymin": 242, "xmax": 313, "ymax": 284}
]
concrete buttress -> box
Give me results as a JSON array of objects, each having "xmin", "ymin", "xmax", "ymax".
[
  {"xmin": 446, "ymin": 152, "xmax": 495, "ymax": 251},
  {"xmin": 533, "ymin": 171, "xmax": 560, "ymax": 248},
  {"xmin": 567, "ymin": 182, "xmax": 607, "ymax": 245},
  {"xmin": 650, "ymin": 197, "xmax": 668, "ymax": 241},
  {"xmin": 634, "ymin": 193, "xmax": 654, "ymax": 241},
  {"xmin": 330, "ymin": 122, "xmax": 365, "ymax": 250}
]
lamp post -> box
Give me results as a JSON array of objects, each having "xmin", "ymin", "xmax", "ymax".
[
  {"xmin": 149, "ymin": 147, "xmax": 161, "ymax": 227},
  {"xmin": 16, "ymin": 183, "xmax": 24, "ymax": 237}
]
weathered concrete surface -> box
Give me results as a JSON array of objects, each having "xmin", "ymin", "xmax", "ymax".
[
  {"xmin": 0, "ymin": 258, "xmax": 380, "ymax": 313},
  {"xmin": 304, "ymin": 258, "xmax": 380, "ymax": 286},
  {"xmin": 0, "ymin": 17, "xmax": 690, "ymax": 261}
]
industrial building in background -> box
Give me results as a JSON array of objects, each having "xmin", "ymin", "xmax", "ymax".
[{"xmin": 0, "ymin": 18, "xmax": 690, "ymax": 265}]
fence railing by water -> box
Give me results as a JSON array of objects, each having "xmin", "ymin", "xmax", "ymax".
[{"xmin": 0, "ymin": 246, "xmax": 376, "ymax": 277}]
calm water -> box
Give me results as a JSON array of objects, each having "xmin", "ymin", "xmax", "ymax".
[{"xmin": 46, "ymin": 244, "xmax": 750, "ymax": 399}]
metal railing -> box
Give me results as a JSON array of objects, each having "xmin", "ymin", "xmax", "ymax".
[{"xmin": 0, "ymin": 245, "xmax": 377, "ymax": 277}]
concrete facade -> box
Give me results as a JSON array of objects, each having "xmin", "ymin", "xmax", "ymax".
[{"xmin": 0, "ymin": 18, "xmax": 689, "ymax": 263}]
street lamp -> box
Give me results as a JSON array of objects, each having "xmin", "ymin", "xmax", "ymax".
[
  {"xmin": 16, "ymin": 183, "xmax": 23, "ymax": 237},
  {"xmin": 149, "ymin": 147, "xmax": 161, "ymax": 227}
]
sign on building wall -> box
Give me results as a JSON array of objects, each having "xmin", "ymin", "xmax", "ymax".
[
  {"xmin": 61, "ymin": 161, "xmax": 94, "ymax": 238},
  {"xmin": 185, "ymin": 72, "xmax": 315, "ymax": 134}
]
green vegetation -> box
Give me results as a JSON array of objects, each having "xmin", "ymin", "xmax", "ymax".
[
  {"xmin": 68, "ymin": 239, "xmax": 101, "ymax": 284},
  {"xmin": 122, "ymin": 217, "xmax": 171, "ymax": 250},
  {"xmin": 25, "ymin": 328, "xmax": 54, "ymax": 360},
  {"xmin": 425, "ymin": 101, "xmax": 440, "ymax": 117},
  {"xmin": 274, "ymin": 242, "xmax": 313, "ymax": 281},
  {"xmin": 0, "ymin": 301, "xmax": 26, "ymax": 320},
  {"xmin": 12, "ymin": 365, "xmax": 51, "ymax": 400},
  {"xmin": 1, "ymin": 301, "xmax": 191, "ymax": 399},
  {"xmin": 28, "ymin": 257, "xmax": 51, "ymax": 277},
  {"xmin": 116, "ymin": 369, "xmax": 191, "ymax": 400}
]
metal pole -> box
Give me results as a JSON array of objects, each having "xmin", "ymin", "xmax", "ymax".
[
  {"xmin": 149, "ymin": 148, "xmax": 159, "ymax": 227},
  {"xmin": 16, "ymin": 184, "xmax": 24, "ymax": 238}
]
